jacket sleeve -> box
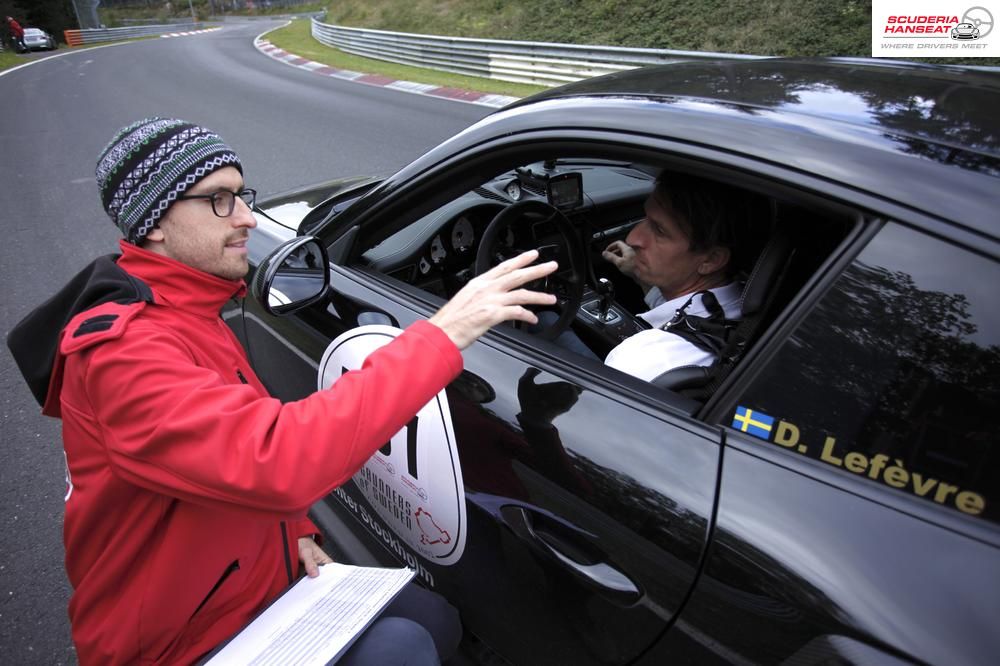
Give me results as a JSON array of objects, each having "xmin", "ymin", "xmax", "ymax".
[
  {"xmin": 295, "ymin": 517, "xmax": 321, "ymax": 544},
  {"xmin": 84, "ymin": 320, "xmax": 462, "ymax": 515}
]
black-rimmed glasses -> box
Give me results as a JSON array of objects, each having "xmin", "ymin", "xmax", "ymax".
[{"xmin": 176, "ymin": 188, "xmax": 257, "ymax": 218}]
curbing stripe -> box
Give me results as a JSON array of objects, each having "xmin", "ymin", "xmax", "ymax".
[
  {"xmin": 385, "ymin": 81, "xmax": 439, "ymax": 94},
  {"xmin": 253, "ymin": 33, "xmax": 520, "ymax": 109},
  {"xmin": 330, "ymin": 70, "xmax": 365, "ymax": 81},
  {"xmin": 160, "ymin": 26, "xmax": 222, "ymax": 39},
  {"xmin": 160, "ymin": 28, "xmax": 220, "ymax": 39}
]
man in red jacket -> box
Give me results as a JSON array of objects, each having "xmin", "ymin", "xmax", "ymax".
[
  {"xmin": 6, "ymin": 16, "xmax": 25, "ymax": 52},
  {"xmin": 7, "ymin": 118, "xmax": 557, "ymax": 664}
]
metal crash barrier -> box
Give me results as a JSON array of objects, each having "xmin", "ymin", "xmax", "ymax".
[
  {"xmin": 64, "ymin": 23, "xmax": 207, "ymax": 46},
  {"xmin": 310, "ymin": 19, "xmax": 768, "ymax": 87}
]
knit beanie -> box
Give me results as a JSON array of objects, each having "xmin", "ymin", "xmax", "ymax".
[{"xmin": 95, "ymin": 118, "xmax": 243, "ymax": 244}]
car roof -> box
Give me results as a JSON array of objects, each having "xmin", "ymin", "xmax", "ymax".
[{"xmin": 481, "ymin": 58, "xmax": 999, "ymax": 239}]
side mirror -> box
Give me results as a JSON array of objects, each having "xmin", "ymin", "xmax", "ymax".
[{"xmin": 251, "ymin": 236, "xmax": 330, "ymax": 316}]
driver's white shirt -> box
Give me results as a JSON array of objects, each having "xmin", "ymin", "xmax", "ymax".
[{"xmin": 605, "ymin": 282, "xmax": 742, "ymax": 382}]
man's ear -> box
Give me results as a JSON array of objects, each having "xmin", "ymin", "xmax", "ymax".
[
  {"xmin": 699, "ymin": 246, "xmax": 731, "ymax": 275},
  {"xmin": 145, "ymin": 226, "xmax": 165, "ymax": 243}
]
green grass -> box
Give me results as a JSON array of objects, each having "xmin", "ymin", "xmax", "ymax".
[
  {"xmin": 0, "ymin": 50, "xmax": 24, "ymax": 71},
  {"xmin": 319, "ymin": 0, "xmax": 998, "ymax": 66},
  {"xmin": 320, "ymin": 0, "xmax": 871, "ymax": 56},
  {"xmin": 75, "ymin": 0, "xmax": 1000, "ymax": 70},
  {"xmin": 235, "ymin": 2, "xmax": 328, "ymax": 17},
  {"xmin": 102, "ymin": 1, "xmax": 328, "ymax": 25},
  {"xmin": 264, "ymin": 18, "xmax": 546, "ymax": 97}
]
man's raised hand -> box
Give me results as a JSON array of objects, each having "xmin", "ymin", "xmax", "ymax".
[{"xmin": 428, "ymin": 250, "xmax": 558, "ymax": 350}]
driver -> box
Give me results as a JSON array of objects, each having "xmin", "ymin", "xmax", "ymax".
[{"xmin": 600, "ymin": 172, "xmax": 765, "ymax": 382}]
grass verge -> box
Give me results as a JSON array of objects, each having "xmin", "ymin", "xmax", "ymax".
[
  {"xmin": 317, "ymin": 0, "xmax": 999, "ymax": 65},
  {"xmin": 0, "ymin": 50, "xmax": 24, "ymax": 72},
  {"xmin": 234, "ymin": 2, "xmax": 328, "ymax": 17},
  {"xmin": 263, "ymin": 18, "xmax": 545, "ymax": 98}
]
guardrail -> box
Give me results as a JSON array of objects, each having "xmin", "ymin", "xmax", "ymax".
[
  {"xmin": 64, "ymin": 23, "xmax": 206, "ymax": 46},
  {"xmin": 310, "ymin": 19, "xmax": 767, "ymax": 87}
]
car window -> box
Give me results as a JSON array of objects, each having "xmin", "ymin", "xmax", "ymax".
[
  {"xmin": 360, "ymin": 156, "xmax": 654, "ymax": 317},
  {"xmin": 353, "ymin": 151, "xmax": 859, "ymax": 409},
  {"xmin": 724, "ymin": 222, "xmax": 999, "ymax": 524}
]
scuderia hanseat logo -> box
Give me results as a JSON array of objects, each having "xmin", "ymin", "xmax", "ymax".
[
  {"xmin": 872, "ymin": 2, "xmax": 998, "ymax": 56},
  {"xmin": 319, "ymin": 325, "xmax": 467, "ymax": 566}
]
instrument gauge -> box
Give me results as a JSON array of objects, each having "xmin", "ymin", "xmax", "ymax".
[
  {"xmin": 451, "ymin": 217, "xmax": 475, "ymax": 252},
  {"xmin": 505, "ymin": 181, "xmax": 522, "ymax": 201},
  {"xmin": 430, "ymin": 235, "xmax": 447, "ymax": 264}
]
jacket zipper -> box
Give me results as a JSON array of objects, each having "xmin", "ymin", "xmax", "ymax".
[
  {"xmin": 280, "ymin": 521, "xmax": 294, "ymax": 585},
  {"xmin": 238, "ymin": 366, "xmax": 294, "ymax": 584},
  {"xmin": 243, "ymin": 369, "xmax": 295, "ymax": 585},
  {"xmin": 236, "ymin": 368, "xmax": 295, "ymax": 585}
]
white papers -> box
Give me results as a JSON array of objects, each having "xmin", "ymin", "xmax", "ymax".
[{"xmin": 207, "ymin": 564, "xmax": 415, "ymax": 666}]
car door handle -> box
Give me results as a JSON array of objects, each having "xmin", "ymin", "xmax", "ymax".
[
  {"xmin": 357, "ymin": 310, "xmax": 398, "ymax": 327},
  {"xmin": 501, "ymin": 506, "xmax": 641, "ymax": 602}
]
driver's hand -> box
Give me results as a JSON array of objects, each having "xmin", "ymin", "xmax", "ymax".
[
  {"xmin": 602, "ymin": 241, "xmax": 638, "ymax": 278},
  {"xmin": 429, "ymin": 250, "xmax": 557, "ymax": 350}
]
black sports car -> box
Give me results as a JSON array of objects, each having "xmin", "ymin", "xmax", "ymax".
[{"xmin": 228, "ymin": 58, "xmax": 999, "ymax": 665}]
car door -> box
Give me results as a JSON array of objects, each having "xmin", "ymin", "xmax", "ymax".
[
  {"xmin": 241, "ymin": 244, "xmax": 720, "ymax": 665},
  {"xmin": 239, "ymin": 145, "xmax": 725, "ymax": 664}
]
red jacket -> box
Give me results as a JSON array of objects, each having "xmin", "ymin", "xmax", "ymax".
[
  {"xmin": 25, "ymin": 242, "xmax": 463, "ymax": 664},
  {"xmin": 7, "ymin": 17, "xmax": 23, "ymax": 38}
]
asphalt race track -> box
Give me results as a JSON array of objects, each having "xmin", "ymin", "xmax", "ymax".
[{"xmin": 0, "ymin": 19, "xmax": 489, "ymax": 663}]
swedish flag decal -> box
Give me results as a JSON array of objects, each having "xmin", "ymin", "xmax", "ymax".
[{"xmin": 732, "ymin": 406, "xmax": 774, "ymax": 440}]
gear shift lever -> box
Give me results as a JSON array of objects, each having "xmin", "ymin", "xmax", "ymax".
[{"xmin": 596, "ymin": 278, "xmax": 614, "ymax": 323}]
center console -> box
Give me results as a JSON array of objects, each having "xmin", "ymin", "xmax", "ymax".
[{"xmin": 573, "ymin": 287, "xmax": 648, "ymax": 351}]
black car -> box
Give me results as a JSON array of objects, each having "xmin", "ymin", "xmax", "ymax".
[{"xmin": 229, "ymin": 58, "xmax": 999, "ymax": 665}]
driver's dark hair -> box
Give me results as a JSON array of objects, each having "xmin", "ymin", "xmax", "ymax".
[{"xmin": 653, "ymin": 171, "xmax": 771, "ymax": 276}]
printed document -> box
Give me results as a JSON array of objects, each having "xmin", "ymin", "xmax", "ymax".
[{"xmin": 206, "ymin": 563, "xmax": 415, "ymax": 665}]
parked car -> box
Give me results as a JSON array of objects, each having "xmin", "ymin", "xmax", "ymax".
[
  {"xmin": 22, "ymin": 27, "xmax": 56, "ymax": 51},
  {"xmin": 231, "ymin": 58, "xmax": 999, "ymax": 665},
  {"xmin": 951, "ymin": 22, "xmax": 981, "ymax": 40}
]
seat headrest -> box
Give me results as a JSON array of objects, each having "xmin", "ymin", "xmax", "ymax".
[{"xmin": 740, "ymin": 233, "xmax": 792, "ymax": 316}]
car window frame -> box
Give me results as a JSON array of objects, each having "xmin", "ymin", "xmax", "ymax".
[{"xmin": 320, "ymin": 128, "xmax": 985, "ymax": 430}]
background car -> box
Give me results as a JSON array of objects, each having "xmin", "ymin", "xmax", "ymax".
[
  {"xmin": 22, "ymin": 27, "xmax": 56, "ymax": 51},
  {"xmin": 951, "ymin": 22, "xmax": 980, "ymax": 39},
  {"xmin": 230, "ymin": 58, "xmax": 999, "ymax": 665}
]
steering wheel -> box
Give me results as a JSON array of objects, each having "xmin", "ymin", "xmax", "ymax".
[{"xmin": 474, "ymin": 200, "xmax": 585, "ymax": 340}]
